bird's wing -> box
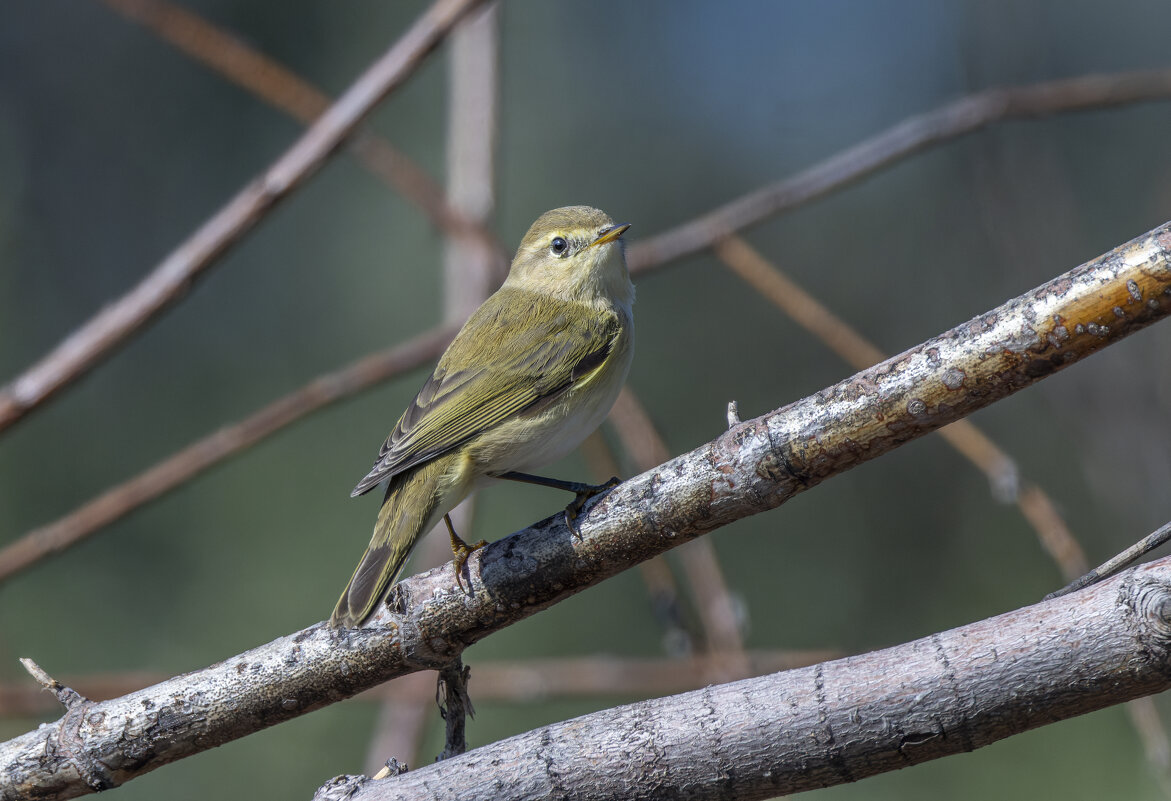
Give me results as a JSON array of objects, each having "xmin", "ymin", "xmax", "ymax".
[{"xmin": 351, "ymin": 290, "xmax": 622, "ymax": 497}]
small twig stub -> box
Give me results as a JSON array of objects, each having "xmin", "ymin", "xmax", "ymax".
[
  {"xmin": 436, "ymin": 659, "xmax": 474, "ymax": 761},
  {"xmin": 726, "ymin": 400, "xmax": 741, "ymax": 429}
]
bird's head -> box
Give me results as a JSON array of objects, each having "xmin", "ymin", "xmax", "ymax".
[{"xmin": 506, "ymin": 206, "xmax": 633, "ymax": 309}]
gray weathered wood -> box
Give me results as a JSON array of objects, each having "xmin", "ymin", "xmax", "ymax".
[
  {"xmin": 338, "ymin": 555, "xmax": 1171, "ymax": 800},
  {"xmin": 2, "ymin": 222, "xmax": 1170, "ymax": 799}
]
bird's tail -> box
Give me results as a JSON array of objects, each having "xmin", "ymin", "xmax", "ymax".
[{"xmin": 330, "ymin": 456, "xmax": 458, "ymax": 627}]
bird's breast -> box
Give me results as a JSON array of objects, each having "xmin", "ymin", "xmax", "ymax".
[{"xmin": 470, "ymin": 310, "xmax": 633, "ymax": 476}]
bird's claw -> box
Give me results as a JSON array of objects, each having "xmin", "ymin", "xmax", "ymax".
[
  {"xmin": 564, "ymin": 476, "xmax": 622, "ymax": 539},
  {"xmin": 451, "ymin": 538, "xmax": 488, "ymax": 592},
  {"xmin": 444, "ymin": 513, "xmax": 486, "ymax": 593}
]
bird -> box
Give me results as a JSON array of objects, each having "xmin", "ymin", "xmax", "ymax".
[{"xmin": 331, "ymin": 206, "xmax": 634, "ymax": 627}]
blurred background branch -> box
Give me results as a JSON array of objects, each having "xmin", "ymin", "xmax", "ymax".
[
  {"xmin": 364, "ymin": 2, "xmax": 499, "ymax": 772},
  {"xmin": 7, "ymin": 59, "xmax": 1169, "ymax": 587},
  {"xmin": 713, "ymin": 234, "xmax": 1088, "ymax": 578},
  {"xmin": 0, "ymin": 0, "xmax": 490, "ymax": 435},
  {"xmin": 627, "ymin": 68, "xmax": 1171, "ymax": 276},
  {"xmin": 100, "ymin": 0, "xmax": 502, "ymax": 262},
  {"xmin": 0, "ymin": 325, "xmax": 456, "ymax": 581},
  {"xmin": 3, "ymin": 3, "xmax": 1171, "ymax": 799}
]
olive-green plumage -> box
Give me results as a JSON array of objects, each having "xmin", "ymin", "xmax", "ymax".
[{"xmin": 331, "ymin": 206, "xmax": 634, "ymax": 627}]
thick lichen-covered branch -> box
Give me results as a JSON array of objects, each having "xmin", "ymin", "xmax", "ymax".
[
  {"xmin": 343, "ymin": 553, "xmax": 1171, "ymax": 800},
  {"xmin": 2, "ymin": 221, "xmax": 1170, "ymax": 800}
]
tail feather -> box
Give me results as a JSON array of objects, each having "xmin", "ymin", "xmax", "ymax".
[
  {"xmin": 330, "ymin": 540, "xmax": 409, "ymax": 628},
  {"xmin": 331, "ymin": 458, "xmax": 457, "ymax": 627}
]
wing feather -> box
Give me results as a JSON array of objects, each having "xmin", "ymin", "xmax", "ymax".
[{"xmin": 351, "ymin": 289, "xmax": 621, "ymax": 496}]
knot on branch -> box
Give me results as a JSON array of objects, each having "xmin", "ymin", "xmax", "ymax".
[
  {"xmin": 312, "ymin": 773, "xmax": 370, "ymax": 801},
  {"xmin": 20, "ymin": 658, "xmax": 117, "ymax": 791},
  {"xmin": 1128, "ymin": 577, "xmax": 1171, "ymax": 652},
  {"xmin": 56, "ymin": 699, "xmax": 118, "ymax": 792}
]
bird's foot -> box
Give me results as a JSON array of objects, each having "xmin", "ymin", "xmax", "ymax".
[
  {"xmin": 564, "ymin": 476, "xmax": 622, "ymax": 539},
  {"xmin": 445, "ymin": 514, "xmax": 487, "ymax": 593}
]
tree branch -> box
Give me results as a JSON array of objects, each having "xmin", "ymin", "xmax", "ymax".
[
  {"xmin": 609, "ymin": 388, "xmax": 747, "ymax": 663},
  {"xmin": 97, "ymin": 0, "xmax": 509, "ymax": 276},
  {"xmin": 7, "ymin": 67, "xmax": 1170, "ymax": 581},
  {"xmin": 0, "ymin": 326, "xmax": 457, "ymax": 583},
  {"xmin": 343, "ymin": 552, "xmax": 1171, "ymax": 800},
  {"xmin": 628, "ymin": 68, "xmax": 1171, "ymax": 276},
  {"xmin": 0, "ymin": 0, "xmax": 489, "ymax": 435},
  {"xmin": 2, "ymin": 220, "xmax": 1169, "ymax": 799},
  {"xmin": 714, "ymin": 235, "xmax": 1087, "ymax": 577},
  {"xmin": 441, "ymin": 1, "xmax": 500, "ymax": 322},
  {"xmin": 0, "ymin": 651, "xmax": 835, "ymax": 718},
  {"xmin": 434, "ymin": 658, "xmax": 473, "ymax": 761},
  {"xmin": 713, "ymin": 234, "xmax": 1171, "ymax": 777}
]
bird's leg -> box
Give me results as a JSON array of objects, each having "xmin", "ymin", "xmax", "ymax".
[
  {"xmin": 445, "ymin": 514, "xmax": 487, "ymax": 593},
  {"xmin": 495, "ymin": 471, "xmax": 622, "ymax": 538}
]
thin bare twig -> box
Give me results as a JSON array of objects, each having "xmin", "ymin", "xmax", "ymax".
[
  {"xmin": 442, "ymin": 1, "xmax": 501, "ymax": 321},
  {"xmin": 0, "ymin": 326, "xmax": 456, "ymax": 583},
  {"xmin": 714, "ymin": 234, "xmax": 1088, "ymax": 579},
  {"xmin": 628, "ymin": 68, "xmax": 1171, "ymax": 276},
  {"xmin": 97, "ymin": 0, "xmax": 508, "ymax": 273},
  {"xmin": 16, "ymin": 660, "xmax": 84, "ymax": 712},
  {"xmin": 0, "ymin": 0, "xmax": 489, "ymax": 435},
  {"xmin": 1047, "ymin": 521, "xmax": 1171, "ymax": 599}
]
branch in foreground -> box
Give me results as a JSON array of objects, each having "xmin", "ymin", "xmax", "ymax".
[
  {"xmin": 0, "ymin": 223, "xmax": 1166, "ymax": 800},
  {"xmin": 8, "ymin": 68, "xmax": 1171, "ymax": 577},
  {"xmin": 714, "ymin": 235, "xmax": 1088, "ymax": 578},
  {"xmin": 579, "ymin": 429, "xmax": 697, "ymax": 654},
  {"xmin": 343, "ymin": 553, "xmax": 1171, "ymax": 800},
  {"xmin": 628, "ymin": 68, "xmax": 1171, "ymax": 275},
  {"xmin": 1, "ymin": 221, "xmax": 1169, "ymax": 799},
  {"xmin": 0, "ymin": 326, "xmax": 456, "ymax": 583},
  {"xmin": 609, "ymin": 388, "xmax": 748, "ymax": 660},
  {"xmin": 715, "ymin": 233, "xmax": 1171, "ymax": 784},
  {"xmin": 0, "ymin": 651, "xmax": 837, "ymax": 719},
  {"xmin": 0, "ymin": 0, "xmax": 488, "ymax": 435}
]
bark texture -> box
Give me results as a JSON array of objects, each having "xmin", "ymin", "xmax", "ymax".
[
  {"xmin": 2, "ymin": 222, "xmax": 1170, "ymax": 799},
  {"xmin": 339, "ymin": 555, "xmax": 1171, "ymax": 800}
]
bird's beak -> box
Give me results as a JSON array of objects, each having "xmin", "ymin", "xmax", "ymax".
[{"xmin": 591, "ymin": 223, "xmax": 631, "ymax": 248}]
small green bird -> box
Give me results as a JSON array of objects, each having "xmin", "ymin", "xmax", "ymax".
[{"xmin": 331, "ymin": 206, "xmax": 634, "ymax": 627}]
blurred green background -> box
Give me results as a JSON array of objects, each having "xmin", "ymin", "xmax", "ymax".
[{"xmin": 3, "ymin": 0, "xmax": 1171, "ymax": 798}]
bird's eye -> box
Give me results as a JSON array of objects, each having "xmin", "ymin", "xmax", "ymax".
[{"xmin": 550, "ymin": 236, "xmax": 569, "ymax": 257}]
